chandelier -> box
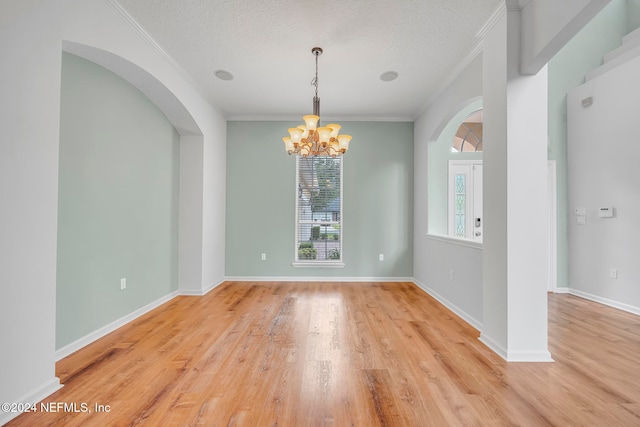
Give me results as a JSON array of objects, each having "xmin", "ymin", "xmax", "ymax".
[{"xmin": 282, "ymin": 47, "xmax": 352, "ymax": 157}]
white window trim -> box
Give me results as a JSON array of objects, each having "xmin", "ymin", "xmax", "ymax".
[
  {"xmin": 293, "ymin": 156, "xmax": 345, "ymax": 268},
  {"xmin": 426, "ymin": 233, "xmax": 483, "ymax": 250},
  {"xmin": 291, "ymin": 261, "xmax": 345, "ymax": 268}
]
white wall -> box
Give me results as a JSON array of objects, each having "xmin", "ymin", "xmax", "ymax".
[
  {"xmin": 481, "ymin": 6, "xmax": 551, "ymax": 362},
  {"xmin": 567, "ymin": 54, "xmax": 640, "ymax": 314},
  {"xmin": 520, "ymin": 0, "xmax": 612, "ymax": 73},
  {"xmin": 0, "ymin": 3, "xmax": 63, "ymax": 414},
  {"xmin": 414, "ymin": 55, "xmax": 484, "ymax": 327},
  {"xmin": 547, "ymin": 0, "xmax": 631, "ymax": 291},
  {"xmin": 413, "ymin": 0, "xmax": 616, "ymax": 363},
  {"xmin": 480, "ymin": 7, "xmax": 510, "ymax": 356},
  {"xmin": 0, "ymin": 0, "xmax": 226, "ymax": 419}
]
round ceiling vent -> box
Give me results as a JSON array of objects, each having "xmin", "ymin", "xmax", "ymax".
[
  {"xmin": 380, "ymin": 71, "xmax": 399, "ymax": 82},
  {"xmin": 214, "ymin": 70, "xmax": 234, "ymax": 81}
]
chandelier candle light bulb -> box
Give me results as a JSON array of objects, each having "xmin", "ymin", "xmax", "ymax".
[{"xmin": 282, "ymin": 47, "xmax": 352, "ymax": 157}]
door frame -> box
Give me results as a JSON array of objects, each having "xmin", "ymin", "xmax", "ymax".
[{"xmin": 548, "ymin": 160, "xmax": 558, "ymax": 292}]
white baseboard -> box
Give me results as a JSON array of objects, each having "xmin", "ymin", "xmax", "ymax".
[
  {"xmin": 478, "ymin": 332, "xmax": 507, "ymax": 360},
  {"xmin": 411, "ymin": 282, "xmax": 554, "ymax": 362},
  {"xmin": 55, "ymin": 290, "xmax": 179, "ymax": 361},
  {"xmin": 554, "ymin": 286, "xmax": 570, "ymax": 294},
  {"xmin": 179, "ymin": 279, "xmax": 225, "ymax": 296},
  {"xmin": 506, "ymin": 349, "xmax": 554, "ymax": 362},
  {"xmin": 56, "ymin": 278, "xmax": 229, "ymax": 360},
  {"xmin": 479, "ymin": 333, "xmax": 554, "ymax": 362},
  {"xmin": 224, "ymin": 276, "xmax": 414, "ymax": 283},
  {"xmin": 178, "ymin": 289, "xmax": 203, "ymax": 296},
  {"xmin": 0, "ymin": 377, "xmax": 63, "ymax": 425},
  {"xmin": 567, "ymin": 288, "xmax": 640, "ymax": 316},
  {"xmin": 202, "ymin": 279, "xmax": 225, "ymax": 294},
  {"xmin": 411, "ymin": 279, "xmax": 483, "ymax": 331}
]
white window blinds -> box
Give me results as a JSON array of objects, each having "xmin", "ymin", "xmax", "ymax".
[{"xmin": 295, "ymin": 156, "xmax": 343, "ymax": 263}]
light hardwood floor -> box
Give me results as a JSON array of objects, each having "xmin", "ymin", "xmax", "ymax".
[{"xmin": 7, "ymin": 281, "xmax": 640, "ymax": 426}]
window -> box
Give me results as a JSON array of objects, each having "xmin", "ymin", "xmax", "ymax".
[
  {"xmin": 427, "ymin": 100, "xmax": 482, "ymax": 237},
  {"xmin": 448, "ymin": 160, "xmax": 483, "ymax": 242},
  {"xmin": 452, "ymin": 109, "xmax": 483, "ymax": 152},
  {"xmin": 453, "ymin": 172, "xmax": 467, "ymax": 238},
  {"xmin": 295, "ymin": 156, "xmax": 343, "ymax": 266},
  {"xmin": 449, "ymin": 109, "xmax": 483, "ymax": 240}
]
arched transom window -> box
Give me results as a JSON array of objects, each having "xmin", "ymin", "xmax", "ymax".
[{"xmin": 452, "ymin": 109, "xmax": 483, "ymax": 152}]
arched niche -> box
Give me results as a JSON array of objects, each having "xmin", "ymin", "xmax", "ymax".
[
  {"xmin": 62, "ymin": 40, "xmax": 202, "ymax": 136},
  {"xmin": 58, "ymin": 41, "xmax": 207, "ymax": 300}
]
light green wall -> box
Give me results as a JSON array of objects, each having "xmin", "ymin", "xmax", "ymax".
[
  {"xmin": 428, "ymin": 99, "xmax": 483, "ymax": 235},
  {"xmin": 57, "ymin": 53, "xmax": 180, "ymax": 349},
  {"xmin": 548, "ymin": 0, "xmax": 636, "ymax": 286},
  {"xmin": 628, "ymin": 0, "xmax": 640, "ymax": 30},
  {"xmin": 226, "ymin": 121, "xmax": 414, "ymax": 277}
]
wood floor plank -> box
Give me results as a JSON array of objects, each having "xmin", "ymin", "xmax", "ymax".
[{"xmin": 6, "ymin": 282, "xmax": 640, "ymax": 426}]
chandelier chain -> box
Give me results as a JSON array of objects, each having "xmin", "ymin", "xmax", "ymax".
[{"xmin": 311, "ymin": 50, "xmax": 319, "ymax": 99}]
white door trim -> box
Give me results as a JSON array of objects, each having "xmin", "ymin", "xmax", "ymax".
[{"xmin": 548, "ymin": 160, "xmax": 558, "ymax": 293}]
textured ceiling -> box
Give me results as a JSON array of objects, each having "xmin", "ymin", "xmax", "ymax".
[{"xmin": 116, "ymin": 0, "xmax": 503, "ymax": 121}]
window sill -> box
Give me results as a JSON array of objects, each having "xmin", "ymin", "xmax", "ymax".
[
  {"xmin": 426, "ymin": 233, "xmax": 483, "ymax": 250},
  {"xmin": 292, "ymin": 261, "xmax": 345, "ymax": 268}
]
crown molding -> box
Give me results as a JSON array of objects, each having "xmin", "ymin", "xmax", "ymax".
[
  {"xmin": 105, "ymin": 0, "xmax": 173, "ymax": 64},
  {"xmin": 413, "ymin": 2, "xmax": 504, "ymax": 119},
  {"xmin": 103, "ymin": 0, "xmax": 209, "ymax": 101},
  {"xmin": 477, "ymin": 2, "xmax": 508, "ymax": 39},
  {"xmin": 227, "ymin": 113, "xmax": 415, "ymax": 122},
  {"xmin": 413, "ymin": 37, "xmax": 484, "ymax": 119}
]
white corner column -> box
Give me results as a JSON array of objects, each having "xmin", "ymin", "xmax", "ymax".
[
  {"xmin": 179, "ymin": 134, "xmax": 206, "ymax": 294},
  {"xmin": 480, "ymin": 5, "xmax": 552, "ymax": 362}
]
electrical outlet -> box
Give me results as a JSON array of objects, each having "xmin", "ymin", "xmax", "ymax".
[
  {"xmin": 261, "ymin": 253, "xmax": 267, "ymax": 261},
  {"xmin": 379, "ymin": 254, "xmax": 384, "ymax": 261},
  {"xmin": 610, "ymin": 269, "xmax": 618, "ymax": 279},
  {"xmin": 120, "ymin": 278, "xmax": 126, "ymax": 290}
]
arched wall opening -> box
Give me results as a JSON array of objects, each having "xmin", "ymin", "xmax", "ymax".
[{"xmin": 428, "ymin": 97, "xmax": 483, "ymax": 236}]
